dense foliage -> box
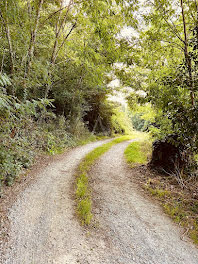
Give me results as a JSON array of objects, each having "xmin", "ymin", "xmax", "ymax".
[
  {"xmin": 1, "ymin": 0, "xmax": 198, "ymax": 189},
  {"xmin": 0, "ymin": 0, "xmax": 138, "ymax": 190},
  {"xmin": 123, "ymin": 0, "xmax": 198, "ymax": 163},
  {"xmin": 0, "ymin": 73, "xmax": 80, "ymax": 189}
]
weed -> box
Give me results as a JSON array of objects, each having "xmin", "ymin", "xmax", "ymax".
[
  {"xmin": 163, "ymin": 203, "xmax": 186, "ymax": 222},
  {"xmin": 190, "ymin": 223, "xmax": 198, "ymax": 244},
  {"xmin": 77, "ymin": 198, "xmax": 93, "ymax": 225},
  {"xmin": 146, "ymin": 186, "xmax": 170, "ymax": 198}
]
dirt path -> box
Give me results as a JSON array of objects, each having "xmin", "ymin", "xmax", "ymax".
[
  {"xmin": 1, "ymin": 139, "xmax": 112, "ymax": 264},
  {"xmin": 1, "ymin": 140, "xmax": 198, "ymax": 264}
]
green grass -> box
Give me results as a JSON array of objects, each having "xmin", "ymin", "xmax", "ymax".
[
  {"xmin": 124, "ymin": 139, "xmax": 151, "ymax": 167},
  {"xmin": 75, "ymin": 135, "xmax": 134, "ymax": 225},
  {"xmin": 146, "ymin": 186, "xmax": 170, "ymax": 198}
]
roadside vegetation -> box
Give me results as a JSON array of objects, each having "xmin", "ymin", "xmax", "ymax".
[
  {"xmin": 75, "ymin": 135, "xmax": 134, "ymax": 225},
  {"xmin": 123, "ymin": 0, "xmax": 198, "ymax": 242},
  {"xmin": 124, "ymin": 133, "xmax": 151, "ymax": 166},
  {"xmin": 0, "ymin": 74, "xmax": 107, "ymax": 194}
]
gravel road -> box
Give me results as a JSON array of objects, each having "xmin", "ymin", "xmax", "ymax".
[
  {"xmin": 91, "ymin": 140, "xmax": 198, "ymax": 264},
  {"xmin": 1, "ymin": 139, "xmax": 198, "ymax": 264},
  {"xmin": 1, "ymin": 139, "xmax": 112, "ymax": 264}
]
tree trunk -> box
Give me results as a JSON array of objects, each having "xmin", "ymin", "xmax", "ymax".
[
  {"xmin": 27, "ymin": 0, "xmax": 44, "ymax": 74},
  {"xmin": 0, "ymin": 7, "xmax": 14, "ymax": 74},
  {"xmin": 45, "ymin": 0, "xmax": 74, "ymax": 98},
  {"xmin": 195, "ymin": 0, "xmax": 198, "ymax": 46},
  {"xmin": 180, "ymin": 0, "xmax": 195, "ymax": 105},
  {"xmin": 51, "ymin": 0, "xmax": 73, "ymax": 65},
  {"xmin": 54, "ymin": 22, "xmax": 77, "ymax": 63}
]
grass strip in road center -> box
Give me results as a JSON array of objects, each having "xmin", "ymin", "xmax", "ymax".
[{"xmin": 75, "ymin": 135, "xmax": 133, "ymax": 225}]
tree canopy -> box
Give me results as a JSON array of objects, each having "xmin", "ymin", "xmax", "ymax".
[{"xmin": 1, "ymin": 0, "xmax": 198, "ymax": 187}]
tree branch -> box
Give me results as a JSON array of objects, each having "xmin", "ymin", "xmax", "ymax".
[
  {"xmin": 180, "ymin": 0, "xmax": 194, "ymax": 105},
  {"xmin": 51, "ymin": 0, "xmax": 74, "ymax": 64},
  {"xmin": 27, "ymin": 0, "xmax": 44, "ymax": 74},
  {"xmin": 54, "ymin": 22, "xmax": 77, "ymax": 62}
]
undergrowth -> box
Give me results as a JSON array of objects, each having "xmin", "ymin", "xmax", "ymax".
[
  {"xmin": 0, "ymin": 91, "xmax": 100, "ymax": 194},
  {"xmin": 75, "ymin": 135, "xmax": 134, "ymax": 225}
]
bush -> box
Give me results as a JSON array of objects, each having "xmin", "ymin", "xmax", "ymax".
[{"xmin": 0, "ymin": 75, "xmax": 79, "ymax": 192}]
